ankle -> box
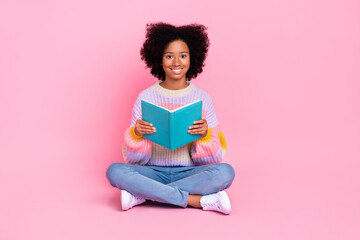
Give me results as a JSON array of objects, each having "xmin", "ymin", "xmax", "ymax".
[{"xmin": 187, "ymin": 194, "xmax": 202, "ymax": 208}]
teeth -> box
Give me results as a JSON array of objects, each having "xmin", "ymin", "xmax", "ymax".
[{"xmin": 171, "ymin": 69, "xmax": 182, "ymax": 73}]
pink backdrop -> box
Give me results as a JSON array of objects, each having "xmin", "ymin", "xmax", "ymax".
[{"xmin": 1, "ymin": 0, "xmax": 359, "ymax": 239}]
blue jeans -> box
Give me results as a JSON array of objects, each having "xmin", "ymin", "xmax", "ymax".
[{"xmin": 106, "ymin": 163, "xmax": 235, "ymax": 208}]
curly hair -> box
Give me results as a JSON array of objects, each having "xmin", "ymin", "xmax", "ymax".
[{"xmin": 140, "ymin": 22, "xmax": 210, "ymax": 81}]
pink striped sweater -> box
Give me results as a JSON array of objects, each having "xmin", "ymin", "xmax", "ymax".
[{"xmin": 122, "ymin": 82, "xmax": 227, "ymax": 166}]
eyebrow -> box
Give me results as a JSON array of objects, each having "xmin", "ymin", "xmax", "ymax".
[{"xmin": 163, "ymin": 51, "xmax": 189, "ymax": 54}]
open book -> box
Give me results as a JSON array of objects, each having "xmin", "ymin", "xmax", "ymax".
[{"xmin": 141, "ymin": 100, "xmax": 203, "ymax": 150}]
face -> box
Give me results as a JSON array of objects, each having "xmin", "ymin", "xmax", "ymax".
[{"xmin": 162, "ymin": 39, "xmax": 190, "ymax": 82}]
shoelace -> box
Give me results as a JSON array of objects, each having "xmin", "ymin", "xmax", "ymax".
[
  {"xmin": 133, "ymin": 195, "xmax": 144, "ymax": 202},
  {"xmin": 202, "ymin": 195, "xmax": 220, "ymax": 208}
]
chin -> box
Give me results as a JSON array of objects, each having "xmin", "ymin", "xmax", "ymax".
[{"xmin": 168, "ymin": 75, "xmax": 185, "ymax": 81}]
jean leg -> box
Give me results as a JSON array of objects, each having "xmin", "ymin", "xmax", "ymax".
[
  {"xmin": 168, "ymin": 163, "xmax": 235, "ymax": 195},
  {"xmin": 106, "ymin": 163, "xmax": 188, "ymax": 207}
]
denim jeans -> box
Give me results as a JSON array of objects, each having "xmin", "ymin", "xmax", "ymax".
[{"xmin": 106, "ymin": 163, "xmax": 235, "ymax": 208}]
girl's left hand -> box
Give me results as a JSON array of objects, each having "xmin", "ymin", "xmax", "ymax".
[{"xmin": 188, "ymin": 119, "xmax": 208, "ymax": 137}]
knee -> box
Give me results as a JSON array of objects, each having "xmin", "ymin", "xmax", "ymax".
[
  {"xmin": 106, "ymin": 162, "xmax": 127, "ymax": 182},
  {"xmin": 216, "ymin": 163, "xmax": 235, "ymax": 185}
]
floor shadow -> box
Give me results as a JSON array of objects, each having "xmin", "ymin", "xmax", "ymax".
[
  {"xmin": 106, "ymin": 191, "xmax": 122, "ymax": 211},
  {"xmin": 103, "ymin": 191, "xmax": 182, "ymax": 211},
  {"xmin": 140, "ymin": 201, "xmax": 182, "ymax": 209}
]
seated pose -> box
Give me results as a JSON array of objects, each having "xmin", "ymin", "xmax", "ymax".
[{"xmin": 106, "ymin": 22, "xmax": 235, "ymax": 214}]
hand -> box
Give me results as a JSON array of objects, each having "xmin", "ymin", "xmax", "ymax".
[
  {"xmin": 134, "ymin": 119, "xmax": 156, "ymax": 136},
  {"xmin": 188, "ymin": 119, "xmax": 208, "ymax": 137}
]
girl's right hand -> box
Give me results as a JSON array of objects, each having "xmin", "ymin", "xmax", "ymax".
[{"xmin": 134, "ymin": 119, "xmax": 156, "ymax": 136}]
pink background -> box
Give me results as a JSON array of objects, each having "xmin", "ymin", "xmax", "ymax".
[{"xmin": 1, "ymin": 0, "xmax": 359, "ymax": 239}]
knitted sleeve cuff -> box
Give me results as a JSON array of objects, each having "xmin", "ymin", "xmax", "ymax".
[
  {"xmin": 129, "ymin": 126, "xmax": 144, "ymax": 141},
  {"xmin": 197, "ymin": 128, "xmax": 212, "ymax": 143}
]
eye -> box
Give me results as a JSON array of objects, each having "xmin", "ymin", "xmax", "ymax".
[
  {"xmin": 165, "ymin": 55, "xmax": 173, "ymax": 59},
  {"xmin": 181, "ymin": 55, "xmax": 187, "ymax": 58}
]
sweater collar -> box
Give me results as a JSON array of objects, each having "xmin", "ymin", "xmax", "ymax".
[{"xmin": 153, "ymin": 81, "xmax": 196, "ymax": 97}]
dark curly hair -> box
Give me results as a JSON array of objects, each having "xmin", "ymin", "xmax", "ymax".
[{"xmin": 140, "ymin": 22, "xmax": 210, "ymax": 81}]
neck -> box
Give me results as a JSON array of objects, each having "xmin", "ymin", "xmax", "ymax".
[{"xmin": 160, "ymin": 78, "xmax": 189, "ymax": 90}]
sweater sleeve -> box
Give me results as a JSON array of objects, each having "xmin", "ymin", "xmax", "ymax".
[
  {"xmin": 122, "ymin": 95, "xmax": 152, "ymax": 165},
  {"xmin": 190, "ymin": 95, "xmax": 227, "ymax": 165}
]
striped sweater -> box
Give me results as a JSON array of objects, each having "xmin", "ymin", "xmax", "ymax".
[{"xmin": 122, "ymin": 82, "xmax": 227, "ymax": 166}]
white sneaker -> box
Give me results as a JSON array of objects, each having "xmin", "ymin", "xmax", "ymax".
[
  {"xmin": 121, "ymin": 190, "xmax": 146, "ymax": 211},
  {"xmin": 200, "ymin": 191, "xmax": 231, "ymax": 215}
]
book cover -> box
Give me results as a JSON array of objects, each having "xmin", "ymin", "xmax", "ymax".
[{"xmin": 141, "ymin": 100, "xmax": 203, "ymax": 150}]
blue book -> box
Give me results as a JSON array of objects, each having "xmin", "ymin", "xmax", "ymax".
[{"xmin": 141, "ymin": 100, "xmax": 203, "ymax": 150}]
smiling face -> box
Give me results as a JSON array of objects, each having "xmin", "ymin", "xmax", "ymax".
[{"xmin": 162, "ymin": 39, "xmax": 190, "ymax": 83}]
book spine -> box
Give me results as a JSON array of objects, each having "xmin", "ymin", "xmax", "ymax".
[{"xmin": 169, "ymin": 111, "xmax": 174, "ymax": 150}]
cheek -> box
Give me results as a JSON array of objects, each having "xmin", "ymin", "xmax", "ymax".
[
  {"xmin": 161, "ymin": 62, "xmax": 167, "ymax": 71},
  {"xmin": 181, "ymin": 58, "xmax": 190, "ymax": 67},
  {"xmin": 185, "ymin": 60, "xmax": 190, "ymax": 69},
  {"xmin": 162, "ymin": 58, "xmax": 171, "ymax": 68},
  {"xmin": 186, "ymin": 57, "xmax": 191, "ymax": 66}
]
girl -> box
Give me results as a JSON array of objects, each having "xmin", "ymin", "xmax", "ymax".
[{"xmin": 106, "ymin": 23, "xmax": 235, "ymax": 214}]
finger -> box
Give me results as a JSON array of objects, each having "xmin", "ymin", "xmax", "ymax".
[
  {"xmin": 135, "ymin": 125, "xmax": 155, "ymax": 133},
  {"xmin": 142, "ymin": 130, "xmax": 156, "ymax": 135},
  {"xmin": 188, "ymin": 129, "xmax": 205, "ymax": 135},
  {"xmin": 193, "ymin": 119, "xmax": 206, "ymax": 125},
  {"xmin": 138, "ymin": 120, "xmax": 154, "ymax": 127},
  {"xmin": 188, "ymin": 124, "xmax": 203, "ymax": 130},
  {"xmin": 140, "ymin": 127, "xmax": 156, "ymax": 133},
  {"xmin": 139, "ymin": 128, "xmax": 156, "ymax": 134},
  {"xmin": 140, "ymin": 124, "xmax": 156, "ymax": 130},
  {"xmin": 140, "ymin": 125, "xmax": 156, "ymax": 131}
]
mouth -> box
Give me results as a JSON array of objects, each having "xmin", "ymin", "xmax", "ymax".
[{"xmin": 170, "ymin": 68, "xmax": 183, "ymax": 74}]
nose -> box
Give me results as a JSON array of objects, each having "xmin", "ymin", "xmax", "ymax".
[{"xmin": 172, "ymin": 57, "xmax": 180, "ymax": 66}]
